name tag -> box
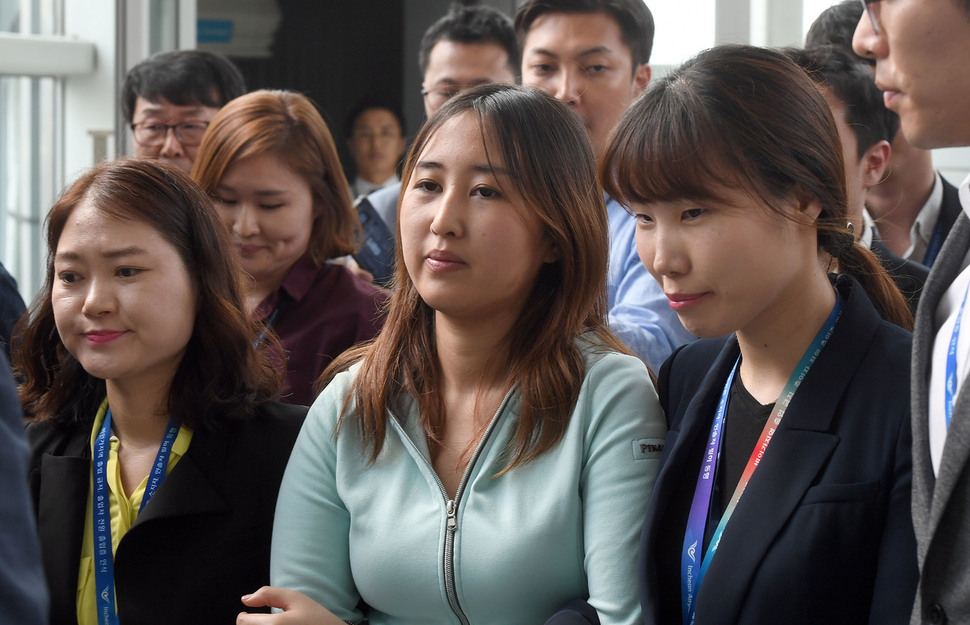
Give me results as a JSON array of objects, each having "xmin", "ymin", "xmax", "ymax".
[{"xmin": 633, "ymin": 438, "xmax": 665, "ymax": 460}]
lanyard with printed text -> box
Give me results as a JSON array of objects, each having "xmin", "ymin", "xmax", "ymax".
[
  {"xmin": 945, "ymin": 283, "xmax": 970, "ymax": 430},
  {"xmin": 92, "ymin": 408, "xmax": 178, "ymax": 625},
  {"xmin": 680, "ymin": 292, "xmax": 842, "ymax": 625}
]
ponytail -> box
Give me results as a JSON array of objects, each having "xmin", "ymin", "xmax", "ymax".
[{"xmin": 818, "ymin": 225, "xmax": 914, "ymax": 331}]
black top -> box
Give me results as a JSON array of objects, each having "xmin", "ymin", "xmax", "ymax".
[
  {"xmin": 713, "ymin": 378, "xmax": 774, "ymax": 538},
  {"xmin": 657, "ymin": 372, "xmax": 775, "ymax": 623}
]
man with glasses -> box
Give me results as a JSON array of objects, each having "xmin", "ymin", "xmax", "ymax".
[
  {"xmin": 418, "ymin": 4, "xmax": 518, "ymax": 118},
  {"xmin": 854, "ymin": 2, "xmax": 970, "ymax": 623},
  {"xmin": 122, "ymin": 50, "xmax": 246, "ymax": 173},
  {"xmin": 355, "ymin": 5, "xmax": 517, "ymax": 285}
]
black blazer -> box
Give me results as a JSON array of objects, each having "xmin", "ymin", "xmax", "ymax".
[
  {"xmin": 641, "ymin": 276, "xmax": 918, "ymax": 625},
  {"xmin": 0, "ymin": 351, "xmax": 47, "ymax": 625},
  {"xmin": 870, "ymin": 231, "xmax": 929, "ymax": 316},
  {"xmin": 27, "ymin": 400, "xmax": 305, "ymax": 625}
]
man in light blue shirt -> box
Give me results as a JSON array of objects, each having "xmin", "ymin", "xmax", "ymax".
[{"xmin": 516, "ymin": 0, "xmax": 694, "ymax": 369}]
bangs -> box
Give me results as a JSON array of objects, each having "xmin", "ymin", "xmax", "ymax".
[{"xmin": 601, "ymin": 79, "xmax": 748, "ymax": 212}]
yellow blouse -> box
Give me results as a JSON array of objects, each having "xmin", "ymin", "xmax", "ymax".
[{"xmin": 76, "ymin": 399, "xmax": 193, "ymax": 625}]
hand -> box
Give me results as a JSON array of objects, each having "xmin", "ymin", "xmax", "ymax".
[
  {"xmin": 236, "ymin": 586, "xmax": 348, "ymax": 625},
  {"xmin": 344, "ymin": 257, "xmax": 375, "ymax": 284}
]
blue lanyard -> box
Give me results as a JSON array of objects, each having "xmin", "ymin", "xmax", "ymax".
[
  {"xmin": 923, "ymin": 217, "xmax": 944, "ymax": 269},
  {"xmin": 680, "ymin": 292, "xmax": 842, "ymax": 625},
  {"xmin": 92, "ymin": 408, "xmax": 179, "ymax": 624},
  {"xmin": 253, "ymin": 296, "xmax": 290, "ymax": 349},
  {"xmin": 945, "ymin": 284, "xmax": 970, "ymax": 430}
]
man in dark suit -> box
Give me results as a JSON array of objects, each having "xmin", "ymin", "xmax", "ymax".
[
  {"xmin": 787, "ymin": 45, "xmax": 928, "ymax": 315},
  {"xmin": 808, "ymin": 0, "xmax": 961, "ymax": 269},
  {"xmin": 355, "ymin": 4, "xmax": 518, "ymax": 286},
  {"xmin": 0, "ymin": 261, "xmax": 25, "ymax": 362},
  {"xmin": 869, "ymin": 134, "xmax": 963, "ymax": 269},
  {"xmin": 854, "ymin": 2, "xmax": 970, "ymax": 623},
  {"xmin": 0, "ymin": 351, "xmax": 47, "ymax": 625}
]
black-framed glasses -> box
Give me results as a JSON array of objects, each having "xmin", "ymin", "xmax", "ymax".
[
  {"xmin": 130, "ymin": 121, "xmax": 210, "ymax": 147},
  {"xmin": 420, "ymin": 84, "xmax": 463, "ymax": 109},
  {"xmin": 860, "ymin": 0, "xmax": 881, "ymax": 35}
]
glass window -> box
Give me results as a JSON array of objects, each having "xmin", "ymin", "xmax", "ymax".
[{"xmin": 0, "ymin": 0, "xmax": 63, "ymax": 302}]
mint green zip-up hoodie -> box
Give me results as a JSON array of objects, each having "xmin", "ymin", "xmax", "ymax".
[{"xmin": 271, "ymin": 343, "xmax": 665, "ymax": 624}]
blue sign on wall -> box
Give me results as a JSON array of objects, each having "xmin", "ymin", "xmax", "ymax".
[{"xmin": 197, "ymin": 20, "xmax": 234, "ymax": 43}]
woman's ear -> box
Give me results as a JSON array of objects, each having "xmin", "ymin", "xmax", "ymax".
[
  {"xmin": 793, "ymin": 186, "xmax": 823, "ymax": 222},
  {"xmin": 543, "ymin": 239, "xmax": 561, "ymax": 264},
  {"xmin": 862, "ymin": 140, "xmax": 891, "ymax": 189}
]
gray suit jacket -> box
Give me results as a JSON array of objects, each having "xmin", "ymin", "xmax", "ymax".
[{"xmin": 911, "ymin": 210, "xmax": 970, "ymax": 625}]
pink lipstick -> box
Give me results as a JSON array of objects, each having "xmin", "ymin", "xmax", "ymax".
[
  {"xmin": 85, "ymin": 330, "xmax": 125, "ymax": 345},
  {"xmin": 426, "ymin": 250, "xmax": 466, "ymax": 272},
  {"xmin": 666, "ymin": 293, "xmax": 707, "ymax": 310}
]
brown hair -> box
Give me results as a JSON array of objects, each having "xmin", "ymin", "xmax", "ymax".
[
  {"xmin": 14, "ymin": 157, "xmax": 281, "ymax": 429},
  {"xmin": 322, "ymin": 84, "xmax": 627, "ymax": 470},
  {"xmin": 191, "ymin": 89, "xmax": 359, "ymax": 264},
  {"xmin": 600, "ymin": 44, "xmax": 912, "ymax": 330}
]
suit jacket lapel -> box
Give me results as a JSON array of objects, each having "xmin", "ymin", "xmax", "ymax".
[
  {"xmin": 641, "ymin": 339, "xmax": 737, "ymax": 623},
  {"xmin": 939, "ymin": 178, "xmax": 963, "ymax": 237},
  {"xmin": 928, "ymin": 214, "xmax": 970, "ymax": 534},
  {"xmin": 912, "ymin": 213, "xmax": 970, "ymax": 540},
  {"xmin": 696, "ymin": 278, "xmax": 875, "ymax": 624},
  {"xmin": 697, "ymin": 430, "xmax": 838, "ymax": 624},
  {"xmin": 36, "ymin": 428, "xmax": 90, "ymax": 625},
  {"xmin": 660, "ymin": 340, "xmax": 738, "ymax": 501},
  {"xmin": 133, "ymin": 427, "xmax": 229, "ymax": 527}
]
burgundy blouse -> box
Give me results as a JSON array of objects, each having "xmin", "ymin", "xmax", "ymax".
[{"xmin": 255, "ymin": 256, "xmax": 388, "ymax": 406}]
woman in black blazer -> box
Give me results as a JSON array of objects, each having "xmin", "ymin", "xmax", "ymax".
[
  {"xmin": 15, "ymin": 158, "xmax": 305, "ymax": 625},
  {"xmin": 599, "ymin": 45, "xmax": 918, "ymax": 625}
]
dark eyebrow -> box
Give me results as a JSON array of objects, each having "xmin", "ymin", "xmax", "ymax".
[
  {"xmin": 415, "ymin": 160, "xmax": 511, "ymax": 179},
  {"xmin": 103, "ymin": 246, "xmax": 149, "ymax": 259},
  {"xmin": 432, "ymin": 77, "xmax": 494, "ymax": 88},
  {"xmin": 414, "ymin": 160, "xmax": 444, "ymax": 172},
  {"xmin": 528, "ymin": 45, "xmax": 615, "ymax": 59},
  {"xmin": 214, "ymin": 183, "xmax": 287, "ymax": 198},
  {"xmin": 472, "ymin": 164, "xmax": 512, "ymax": 178},
  {"xmin": 55, "ymin": 246, "xmax": 149, "ymax": 262}
]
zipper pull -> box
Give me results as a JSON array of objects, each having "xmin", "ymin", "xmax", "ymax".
[{"xmin": 446, "ymin": 499, "xmax": 457, "ymax": 531}]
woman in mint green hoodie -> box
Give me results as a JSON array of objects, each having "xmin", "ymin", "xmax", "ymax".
[{"xmin": 238, "ymin": 84, "xmax": 665, "ymax": 625}]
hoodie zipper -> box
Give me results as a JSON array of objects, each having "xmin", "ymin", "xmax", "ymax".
[{"xmin": 392, "ymin": 387, "xmax": 514, "ymax": 625}]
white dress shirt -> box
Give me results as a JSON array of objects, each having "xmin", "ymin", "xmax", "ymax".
[{"xmin": 928, "ymin": 173, "xmax": 970, "ymax": 474}]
